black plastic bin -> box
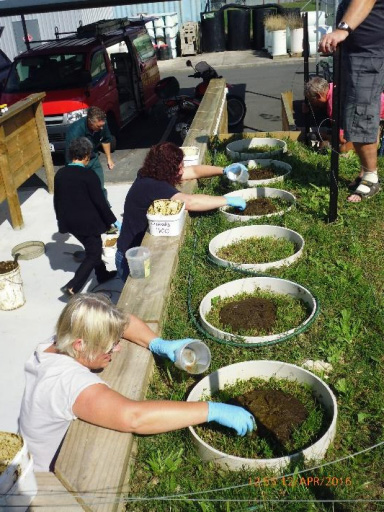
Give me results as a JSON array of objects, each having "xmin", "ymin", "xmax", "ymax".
[
  {"xmin": 252, "ymin": 7, "xmax": 277, "ymax": 50},
  {"xmin": 200, "ymin": 11, "xmax": 226, "ymax": 52},
  {"xmin": 227, "ymin": 9, "xmax": 251, "ymax": 50}
]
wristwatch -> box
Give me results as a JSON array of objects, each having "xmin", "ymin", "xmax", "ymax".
[{"xmin": 337, "ymin": 21, "xmax": 353, "ymax": 35}]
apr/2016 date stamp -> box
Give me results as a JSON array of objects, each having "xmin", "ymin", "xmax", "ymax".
[{"xmin": 249, "ymin": 476, "xmax": 352, "ymax": 487}]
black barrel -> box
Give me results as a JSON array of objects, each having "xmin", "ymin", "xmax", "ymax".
[
  {"xmin": 158, "ymin": 44, "xmax": 170, "ymax": 60},
  {"xmin": 227, "ymin": 9, "xmax": 251, "ymax": 50},
  {"xmin": 200, "ymin": 11, "xmax": 226, "ymax": 52},
  {"xmin": 252, "ymin": 7, "xmax": 277, "ymax": 50}
]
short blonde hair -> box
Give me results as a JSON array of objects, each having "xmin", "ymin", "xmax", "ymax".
[
  {"xmin": 304, "ymin": 77, "xmax": 329, "ymax": 102},
  {"xmin": 55, "ymin": 293, "xmax": 128, "ymax": 361}
]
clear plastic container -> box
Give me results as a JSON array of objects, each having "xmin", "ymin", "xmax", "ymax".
[
  {"xmin": 225, "ymin": 163, "xmax": 249, "ymax": 184},
  {"xmin": 174, "ymin": 340, "xmax": 211, "ymax": 374},
  {"xmin": 126, "ymin": 247, "xmax": 151, "ymax": 279}
]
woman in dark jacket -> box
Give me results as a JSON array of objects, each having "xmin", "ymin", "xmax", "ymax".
[{"xmin": 54, "ymin": 137, "xmax": 117, "ymax": 295}]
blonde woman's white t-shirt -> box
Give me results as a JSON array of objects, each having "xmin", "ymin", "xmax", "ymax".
[{"xmin": 19, "ymin": 338, "xmax": 107, "ymax": 472}]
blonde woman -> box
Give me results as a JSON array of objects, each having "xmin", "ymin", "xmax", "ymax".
[{"xmin": 19, "ymin": 293, "xmax": 255, "ymax": 472}]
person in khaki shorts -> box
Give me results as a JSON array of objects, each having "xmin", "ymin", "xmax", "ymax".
[{"xmin": 319, "ymin": 0, "xmax": 384, "ymax": 202}]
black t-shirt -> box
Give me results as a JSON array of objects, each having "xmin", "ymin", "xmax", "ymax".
[
  {"xmin": 117, "ymin": 174, "xmax": 178, "ymax": 253},
  {"xmin": 337, "ymin": 0, "xmax": 384, "ymax": 56}
]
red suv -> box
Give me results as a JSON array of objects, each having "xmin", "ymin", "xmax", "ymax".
[{"xmin": 0, "ymin": 19, "xmax": 160, "ymax": 152}]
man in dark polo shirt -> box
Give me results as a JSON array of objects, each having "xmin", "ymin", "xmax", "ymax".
[
  {"xmin": 65, "ymin": 106, "xmax": 115, "ymax": 201},
  {"xmin": 319, "ymin": 0, "xmax": 384, "ymax": 202}
]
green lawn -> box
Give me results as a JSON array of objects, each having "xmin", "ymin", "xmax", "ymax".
[{"xmin": 128, "ymin": 139, "xmax": 384, "ymax": 511}]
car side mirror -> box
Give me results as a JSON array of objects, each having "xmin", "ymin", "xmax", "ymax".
[
  {"xmin": 79, "ymin": 70, "xmax": 92, "ymax": 86},
  {"xmin": 186, "ymin": 60, "xmax": 192, "ymax": 67}
]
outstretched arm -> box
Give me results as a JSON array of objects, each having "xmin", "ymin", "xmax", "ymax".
[
  {"xmin": 319, "ymin": 0, "xmax": 377, "ymax": 53},
  {"xmin": 73, "ymin": 385, "xmax": 254, "ymax": 436},
  {"xmin": 181, "ymin": 164, "xmax": 224, "ymax": 181}
]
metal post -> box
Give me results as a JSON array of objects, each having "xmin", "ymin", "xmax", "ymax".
[
  {"xmin": 328, "ymin": 44, "xmax": 342, "ymax": 223},
  {"xmin": 21, "ymin": 14, "xmax": 30, "ymax": 51},
  {"xmin": 303, "ymin": 12, "xmax": 310, "ymax": 145}
]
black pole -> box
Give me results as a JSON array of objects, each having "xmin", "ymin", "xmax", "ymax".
[
  {"xmin": 21, "ymin": 14, "xmax": 30, "ymax": 51},
  {"xmin": 302, "ymin": 12, "xmax": 310, "ymax": 145},
  {"xmin": 328, "ymin": 45, "xmax": 342, "ymax": 223}
]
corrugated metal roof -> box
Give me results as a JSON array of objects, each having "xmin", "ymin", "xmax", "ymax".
[{"xmin": 0, "ymin": 0, "xmax": 165, "ymax": 17}]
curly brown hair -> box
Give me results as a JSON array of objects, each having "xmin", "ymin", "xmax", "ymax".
[{"xmin": 140, "ymin": 142, "xmax": 184, "ymax": 186}]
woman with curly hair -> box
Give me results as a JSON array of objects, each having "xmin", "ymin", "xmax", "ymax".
[{"xmin": 115, "ymin": 141, "xmax": 246, "ymax": 281}]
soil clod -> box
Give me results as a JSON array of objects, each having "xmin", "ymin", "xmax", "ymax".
[{"xmin": 219, "ymin": 297, "xmax": 277, "ymax": 332}]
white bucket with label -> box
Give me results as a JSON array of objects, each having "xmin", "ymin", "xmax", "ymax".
[
  {"xmin": 0, "ymin": 432, "xmax": 37, "ymax": 511},
  {"xmin": 0, "ymin": 261, "xmax": 25, "ymax": 311}
]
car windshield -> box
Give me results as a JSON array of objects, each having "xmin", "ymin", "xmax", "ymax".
[{"xmin": 4, "ymin": 53, "xmax": 86, "ymax": 93}]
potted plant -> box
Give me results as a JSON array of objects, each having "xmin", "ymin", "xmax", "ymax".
[
  {"xmin": 286, "ymin": 13, "xmax": 303, "ymax": 54},
  {"xmin": 263, "ymin": 15, "xmax": 287, "ymax": 57}
]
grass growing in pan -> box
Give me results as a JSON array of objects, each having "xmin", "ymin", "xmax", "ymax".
[
  {"xmin": 128, "ymin": 138, "xmax": 384, "ymax": 512},
  {"xmin": 216, "ymin": 236, "xmax": 297, "ymax": 264},
  {"xmin": 205, "ymin": 289, "xmax": 309, "ymax": 336},
  {"xmin": 194, "ymin": 377, "xmax": 327, "ymax": 458}
]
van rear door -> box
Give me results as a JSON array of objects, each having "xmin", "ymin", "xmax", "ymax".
[{"xmin": 130, "ymin": 29, "xmax": 160, "ymax": 110}]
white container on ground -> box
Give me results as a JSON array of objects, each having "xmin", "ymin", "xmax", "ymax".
[
  {"xmin": 187, "ymin": 360, "xmax": 337, "ymax": 471},
  {"xmin": 290, "ymin": 27, "xmax": 303, "ymax": 53},
  {"xmin": 182, "ymin": 146, "xmax": 200, "ymax": 166},
  {"xmin": 126, "ymin": 247, "xmax": 151, "ymax": 278},
  {"xmin": 0, "ymin": 433, "xmax": 30, "ymax": 494},
  {"xmin": 0, "ymin": 456, "xmax": 38, "ymax": 511},
  {"xmin": 147, "ymin": 203, "xmax": 186, "ymax": 237},
  {"xmin": 0, "ymin": 262, "xmax": 25, "ymax": 311},
  {"xmin": 226, "ymin": 137, "xmax": 287, "ymax": 160},
  {"xmin": 221, "ymin": 187, "xmax": 296, "ymax": 222},
  {"xmin": 199, "ymin": 276, "xmax": 317, "ymax": 345},
  {"xmin": 271, "ymin": 29, "xmax": 287, "ymax": 56},
  {"xmin": 209, "ymin": 225, "xmax": 304, "ymax": 272},
  {"xmin": 239, "ymin": 159, "xmax": 291, "ymax": 186}
]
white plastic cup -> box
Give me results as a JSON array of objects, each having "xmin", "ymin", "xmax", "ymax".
[
  {"xmin": 174, "ymin": 340, "xmax": 211, "ymax": 374},
  {"xmin": 225, "ymin": 164, "xmax": 249, "ymax": 184},
  {"xmin": 126, "ymin": 247, "xmax": 151, "ymax": 279}
]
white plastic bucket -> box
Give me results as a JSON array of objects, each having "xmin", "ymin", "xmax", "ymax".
[
  {"xmin": 199, "ymin": 276, "xmax": 317, "ymax": 345},
  {"xmin": 187, "ymin": 360, "xmax": 337, "ymax": 472},
  {"xmin": 0, "ymin": 262, "xmax": 25, "ymax": 311},
  {"xmin": 126, "ymin": 247, "xmax": 151, "ymax": 279},
  {"xmin": 226, "ymin": 137, "xmax": 287, "ymax": 160},
  {"xmin": 147, "ymin": 203, "xmax": 186, "ymax": 237},
  {"xmin": 271, "ymin": 29, "xmax": 287, "ymax": 56},
  {"xmin": 0, "ymin": 456, "xmax": 38, "ymax": 511},
  {"xmin": 290, "ymin": 27, "xmax": 303, "ymax": 53},
  {"xmin": 0, "ymin": 433, "xmax": 30, "ymax": 495},
  {"xmin": 221, "ymin": 187, "xmax": 296, "ymax": 222},
  {"xmin": 209, "ymin": 225, "xmax": 304, "ymax": 272},
  {"xmin": 182, "ymin": 146, "xmax": 200, "ymax": 166}
]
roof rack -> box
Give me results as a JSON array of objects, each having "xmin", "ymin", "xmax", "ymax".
[{"xmin": 76, "ymin": 18, "xmax": 130, "ymax": 38}]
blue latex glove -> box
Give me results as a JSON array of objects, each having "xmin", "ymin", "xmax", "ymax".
[
  {"xmin": 223, "ymin": 163, "xmax": 248, "ymax": 178},
  {"xmin": 207, "ymin": 402, "xmax": 255, "ymax": 436},
  {"xmin": 225, "ymin": 196, "xmax": 246, "ymax": 211},
  {"xmin": 149, "ymin": 337, "xmax": 193, "ymax": 362},
  {"xmin": 114, "ymin": 220, "xmax": 122, "ymax": 231}
]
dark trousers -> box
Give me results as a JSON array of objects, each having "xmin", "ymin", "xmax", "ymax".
[{"xmin": 67, "ymin": 234, "xmax": 108, "ymax": 293}]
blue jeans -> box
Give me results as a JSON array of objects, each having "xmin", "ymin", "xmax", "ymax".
[{"xmin": 115, "ymin": 249, "xmax": 129, "ymax": 282}]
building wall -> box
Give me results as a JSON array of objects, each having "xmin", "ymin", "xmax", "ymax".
[{"xmin": 0, "ymin": 7, "xmax": 114, "ymax": 59}]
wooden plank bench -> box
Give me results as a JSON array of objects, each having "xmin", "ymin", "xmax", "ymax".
[{"xmin": 52, "ymin": 79, "xmax": 229, "ymax": 512}]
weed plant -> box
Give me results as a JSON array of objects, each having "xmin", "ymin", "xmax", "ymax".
[
  {"xmin": 216, "ymin": 236, "xmax": 297, "ymax": 264},
  {"xmin": 128, "ymin": 139, "xmax": 384, "ymax": 512}
]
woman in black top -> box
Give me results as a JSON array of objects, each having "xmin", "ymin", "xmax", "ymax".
[
  {"xmin": 54, "ymin": 137, "xmax": 117, "ymax": 295},
  {"xmin": 116, "ymin": 142, "xmax": 246, "ymax": 281}
]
